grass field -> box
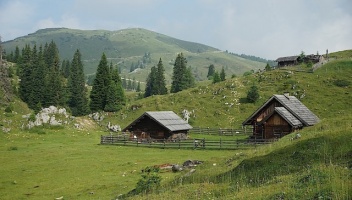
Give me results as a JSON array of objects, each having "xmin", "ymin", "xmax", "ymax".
[
  {"xmin": 0, "ymin": 51, "xmax": 351, "ymax": 199},
  {"xmin": 0, "ymin": 127, "xmax": 241, "ymax": 199}
]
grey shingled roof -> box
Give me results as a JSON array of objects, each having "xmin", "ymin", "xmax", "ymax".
[
  {"xmin": 243, "ymin": 95, "xmax": 320, "ymax": 126},
  {"xmin": 124, "ymin": 111, "xmax": 192, "ymax": 132},
  {"xmin": 274, "ymin": 95, "xmax": 320, "ymax": 126},
  {"xmin": 276, "ymin": 56, "xmax": 299, "ymax": 62},
  {"xmin": 274, "ymin": 107, "xmax": 303, "ymax": 127}
]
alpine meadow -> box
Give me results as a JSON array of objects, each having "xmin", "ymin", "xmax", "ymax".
[{"xmin": 0, "ymin": 26, "xmax": 351, "ymax": 200}]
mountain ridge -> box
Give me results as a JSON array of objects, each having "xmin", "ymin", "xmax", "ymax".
[{"xmin": 3, "ymin": 27, "xmax": 266, "ymax": 82}]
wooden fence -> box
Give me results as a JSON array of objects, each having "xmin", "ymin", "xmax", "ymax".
[
  {"xmin": 100, "ymin": 135, "xmax": 275, "ymax": 150},
  {"xmin": 189, "ymin": 127, "xmax": 251, "ymax": 136}
]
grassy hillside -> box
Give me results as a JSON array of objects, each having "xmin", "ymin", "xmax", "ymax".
[
  {"xmin": 3, "ymin": 28, "xmax": 265, "ymax": 83},
  {"xmin": 0, "ymin": 53, "xmax": 351, "ymax": 199}
]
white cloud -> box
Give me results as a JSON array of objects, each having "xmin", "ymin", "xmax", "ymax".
[
  {"xmin": 35, "ymin": 14, "xmax": 82, "ymax": 30},
  {"xmin": 0, "ymin": 1, "xmax": 35, "ymax": 41}
]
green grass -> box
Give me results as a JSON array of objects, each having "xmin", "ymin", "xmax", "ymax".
[
  {"xmin": 0, "ymin": 55, "xmax": 351, "ymax": 199},
  {"xmin": 0, "ymin": 128, "xmax": 239, "ymax": 199}
]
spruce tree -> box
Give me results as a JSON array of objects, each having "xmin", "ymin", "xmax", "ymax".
[
  {"xmin": 136, "ymin": 81, "xmax": 141, "ymax": 92},
  {"xmin": 61, "ymin": 59, "xmax": 70, "ymax": 78},
  {"xmin": 247, "ymin": 85, "xmax": 259, "ymax": 103},
  {"xmin": 28, "ymin": 44, "xmax": 45, "ymax": 112},
  {"xmin": 144, "ymin": 66, "xmax": 157, "ymax": 97},
  {"xmin": 185, "ymin": 66, "xmax": 195, "ymax": 88},
  {"xmin": 68, "ymin": 49, "xmax": 90, "ymax": 116},
  {"xmin": 213, "ymin": 71, "xmax": 221, "ymax": 84},
  {"xmin": 18, "ymin": 44, "xmax": 32, "ymax": 103},
  {"xmin": 207, "ymin": 64, "xmax": 215, "ymax": 78},
  {"xmin": 104, "ymin": 66, "xmax": 126, "ymax": 112},
  {"xmin": 171, "ymin": 53, "xmax": 188, "ymax": 93},
  {"xmin": 156, "ymin": 58, "xmax": 168, "ymax": 95},
  {"xmin": 90, "ymin": 53, "xmax": 110, "ymax": 112},
  {"xmin": 14, "ymin": 46, "xmax": 20, "ymax": 63},
  {"xmin": 220, "ymin": 66, "xmax": 226, "ymax": 81},
  {"xmin": 43, "ymin": 41, "xmax": 66, "ymax": 107}
]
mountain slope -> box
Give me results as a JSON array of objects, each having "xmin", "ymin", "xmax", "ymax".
[{"xmin": 3, "ymin": 28, "xmax": 265, "ymax": 82}]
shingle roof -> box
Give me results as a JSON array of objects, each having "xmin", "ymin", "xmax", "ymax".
[
  {"xmin": 274, "ymin": 107, "xmax": 303, "ymax": 127},
  {"xmin": 124, "ymin": 111, "xmax": 192, "ymax": 132},
  {"xmin": 242, "ymin": 94, "xmax": 320, "ymax": 126},
  {"xmin": 276, "ymin": 56, "xmax": 299, "ymax": 62},
  {"xmin": 274, "ymin": 95, "xmax": 320, "ymax": 126}
]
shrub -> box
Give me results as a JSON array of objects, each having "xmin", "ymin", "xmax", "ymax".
[
  {"xmin": 333, "ymin": 79, "xmax": 350, "ymax": 87},
  {"xmin": 246, "ymin": 85, "xmax": 259, "ymax": 103},
  {"xmin": 134, "ymin": 166, "xmax": 161, "ymax": 194},
  {"xmin": 4, "ymin": 105, "xmax": 13, "ymax": 113}
]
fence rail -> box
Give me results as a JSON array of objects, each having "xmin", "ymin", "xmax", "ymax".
[
  {"xmin": 189, "ymin": 127, "xmax": 251, "ymax": 136},
  {"xmin": 100, "ymin": 135, "xmax": 275, "ymax": 150}
]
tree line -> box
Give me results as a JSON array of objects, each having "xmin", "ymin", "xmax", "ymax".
[
  {"xmin": 8, "ymin": 42, "xmax": 247, "ymax": 116},
  {"xmin": 144, "ymin": 53, "xmax": 195, "ymax": 97},
  {"xmin": 9, "ymin": 41, "xmax": 126, "ymax": 116}
]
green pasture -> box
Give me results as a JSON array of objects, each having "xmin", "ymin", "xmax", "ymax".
[{"xmin": 0, "ymin": 128, "xmax": 240, "ymax": 199}]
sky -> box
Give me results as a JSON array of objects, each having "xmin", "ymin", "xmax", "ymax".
[{"xmin": 1, "ymin": 0, "xmax": 351, "ymax": 60}]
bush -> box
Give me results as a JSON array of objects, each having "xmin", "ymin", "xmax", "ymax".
[
  {"xmin": 134, "ymin": 166, "xmax": 161, "ymax": 194},
  {"xmin": 247, "ymin": 85, "xmax": 259, "ymax": 103},
  {"xmin": 4, "ymin": 105, "xmax": 13, "ymax": 113},
  {"xmin": 333, "ymin": 79, "xmax": 350, "ymax": 87}
]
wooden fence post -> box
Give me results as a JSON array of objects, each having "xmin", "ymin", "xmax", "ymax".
[{"xmin": 220, "ymin": 138, "xmax": 222, "ymax": 149}]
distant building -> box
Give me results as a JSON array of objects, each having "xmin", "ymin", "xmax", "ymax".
[
  {"xmin": 276, "ymin": 56, "xmax": 301, "ymax": 67},
  {"xmin": 276, "ymin": 54, "xmax": 324, "ymax": 67},
  {"xmin": 122, "ymin": 111, "xmax": 192, "ymax": 140},
  {"xmin": 242, "ymin": 94, "xmax": 320, "ymax": 139}
]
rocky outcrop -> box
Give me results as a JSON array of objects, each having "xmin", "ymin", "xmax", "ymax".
[{"xmin": 23, "ymin": 106, "xmax": 71, "ymax": 129}]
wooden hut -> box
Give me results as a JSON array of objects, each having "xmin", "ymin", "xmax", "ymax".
[
  {"xmin": 242, "ymin": 94, "xmax": 320, "ymax": 139},
  {"xmin": 122, "ymin": 111, "xmax": 192, "ymax": 140},
  {"xmin": 276, "ymin": 56, "xmax": 300, "ymax": 67}
]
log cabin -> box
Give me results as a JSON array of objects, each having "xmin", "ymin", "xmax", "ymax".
[
  {"xmin": 242, "ymin": 94, "xmax": 320, "ymax": 139},
  {"xmin": 122, "ymin": 111, "xmax": 192, "ymax": 140}
]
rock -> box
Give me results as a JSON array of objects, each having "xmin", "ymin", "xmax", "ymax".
[
  {"xmin": 183, "ymin": 160, "xmax": 203, "ymax": 167},
  {"xmin": 172, "ymin": 164, "xmax": 183, "ymax": 172},
  {"xmin": 107, "ymin": 122, "xmax": 121, "ymax": 132}
]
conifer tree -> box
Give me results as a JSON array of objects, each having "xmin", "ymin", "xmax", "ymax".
[
  {"xmin": 171, "ymin": 53, "xmax": 189, "ymax": 93},
  {"xmin": 104, "ymin": 65, "xmax": 125, "ymax": 112},
  {"xmin": 144, "ymin": 66, "xmax": 157, "ymax": 97},
  {"xmin": 28, "ymin": 44, "xmax": 46, "ymax": 112},
  {"xmin": 19, "ymin": 44, "xmax": 32, "ymax": 103},
  {"xmin": 185, "ymin": 66, "xmax": 195, "ymax": 88},
  {"xmin": 156, "ymin": 58, "xmax": 168, "ymax": 95},
  {"xmin": 247, "ymin": 85, "xmax": 259, "ymax": 103},
  {"xmin": 207, "ymin": 64, "xmax": 215, "ymax": 78},
  {"xmin": 43, "ymin": 41, "xmax": 66, "ymax": 107},
  {"xmin": 220, "ymin": 66, "xmax": 226, "ymax": 81},
  {"xmin": 14, "ymin": 46, "xmax": 20, "ymax": 63},
  {"xmin": 132, "ymin": 77, "xmax": 136, "ymax": 91},
  {"xmin": 213, "ymin": 71, "xmax": 221, "ymax": 84},
  {"xmin": 68, "ymin": 49, "xmax": 90, "ymax": 116},
  {"xmin": 90, "ymin": 53, "xmax": 110, "ymax": 112},
  {"xmin": 136, "ymin": 81, "xmax": 141, "ymax": 92},
  {"xmin": 265, "ymin": 63, "xmax": 272, "ymax": 71},
  {"xmin": 61, "ymin": 59, "xmax": 70, "ymax": 78}
]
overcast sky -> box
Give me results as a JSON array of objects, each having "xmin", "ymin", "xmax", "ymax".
[{"xmin": 1, "ymin": 0, "xmax": 351, "ymax": 59}]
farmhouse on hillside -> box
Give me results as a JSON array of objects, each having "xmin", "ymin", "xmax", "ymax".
[
  {"xmin": 276, "ymin": 54, "xmax": 324, "ymax": 67},
  {"xmin": 122, "ymin": 111, "xmax": 192, "ymax": 140},
  {"xmin": 242, "ymin": 94, "xmax": 320, "ymax": 139}
]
